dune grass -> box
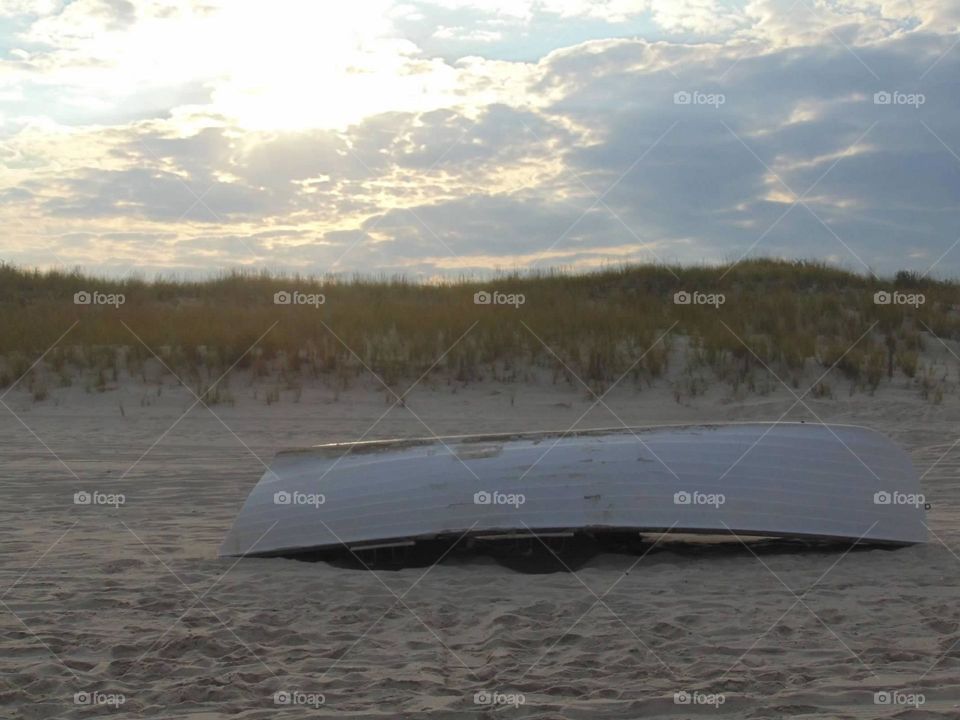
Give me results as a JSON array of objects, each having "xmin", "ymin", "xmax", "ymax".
[{"xmin": 1, "ymin": 259, "xmax": 957, "ymax": 401}]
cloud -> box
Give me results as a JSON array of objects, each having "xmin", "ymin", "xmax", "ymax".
[
  {"xmin": 649, "ymin": 0, "xmax": 747, "ymax": 35},
  {"xmin": 433, "ymin": 25, "xmax": 502, "ymax": 42},
  {"xmin": 1, "ymin": 0, "xmax": 960, "ymax": 278}
]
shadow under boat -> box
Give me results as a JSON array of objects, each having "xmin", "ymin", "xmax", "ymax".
[{"xmin": 269, "ymin": 527, "xmax": 896, "ymax": 573}]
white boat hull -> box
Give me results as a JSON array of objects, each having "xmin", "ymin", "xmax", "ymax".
[{"xmin": 219, "ymin": 423, "xmax": 927, "ymax": 557}]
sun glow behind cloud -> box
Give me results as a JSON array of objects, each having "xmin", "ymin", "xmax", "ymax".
[
  {"xmin": 203, "ymin": 1, "xmax": 464, "ymax": 131},
  {"xmin": 13, "ymin": 0, "xmax": 500, "ymax": 130}
]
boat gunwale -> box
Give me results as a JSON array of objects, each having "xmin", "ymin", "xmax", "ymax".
[{"xmin": 230, "ymin": 523, "xmax": 916, "ymax": 558}]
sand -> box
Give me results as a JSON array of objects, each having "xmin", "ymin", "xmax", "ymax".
[{"xmin": 1, "ymin": 366, "xmax": 959, "ymax": 718}]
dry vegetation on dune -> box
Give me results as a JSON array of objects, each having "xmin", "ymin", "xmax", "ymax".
[{"xmin": 1, "ymin": 259, "xmax": 958, "ymax": 403}]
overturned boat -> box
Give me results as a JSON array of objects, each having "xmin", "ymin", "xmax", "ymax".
[{"xmin": 219, "ymin": 423, "xmax": 927, "ymax": 558}]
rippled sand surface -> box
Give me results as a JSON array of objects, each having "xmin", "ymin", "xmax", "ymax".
[{"xmin": 2, "ymin": 376, "xmax": 959, "ymax": 718}]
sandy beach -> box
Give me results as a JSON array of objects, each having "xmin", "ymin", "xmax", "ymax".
[{"xmin": 1, "ymin": 363, "xmax": 959, "ymax": 719}]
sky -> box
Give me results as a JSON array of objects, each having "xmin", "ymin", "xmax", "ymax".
[{"xmin": 1, "ymin": 0, "xmax": 959, "ymax": 280}]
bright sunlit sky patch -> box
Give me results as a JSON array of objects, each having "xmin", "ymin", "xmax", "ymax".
[{"xmin": 1, "ymin": 0, "xmax": 959, "ymax": 278}]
